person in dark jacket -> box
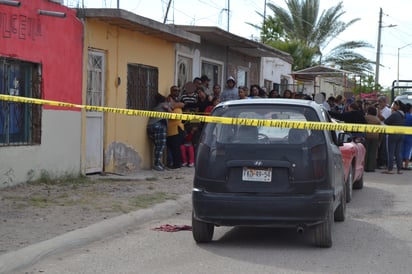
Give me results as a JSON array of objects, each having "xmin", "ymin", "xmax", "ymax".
[
  {"xmin": 329, "ymin": 102, "xmax": 367, "ymax": 123},
  {"xmin": 401, "ymin": 103, "xmax": 412, "ymax": 170},
  {"xmin": 382, "ymin": 100, "xmax": 406, "ymax": 174},
  {"xmin": 364, "ymin": 106, "xmax": 381, "ymax": 172},
  {"xmin": 329, "ymin": 102, "xmax": 367, "ymax": 137}
]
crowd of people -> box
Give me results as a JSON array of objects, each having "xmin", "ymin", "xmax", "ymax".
[
  {"xmin": 146, "ymin": 76, "xmax": 220, "ymax": 171},
  {"xmin": 147, "ymin": 76, "xmax": 412, "ymax": 174},
  {"xmin": 327, "ymin": 95, "xmax": 412, "ymax": 174}
]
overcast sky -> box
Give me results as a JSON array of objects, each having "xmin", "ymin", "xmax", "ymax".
[{"xmin": 68, "ymin": 0, "xmax": 412, "ymax": 88}]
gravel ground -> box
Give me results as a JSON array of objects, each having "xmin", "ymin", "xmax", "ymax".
[{"xmin": 0, "ymin": 167, "xmax": 194, "ymax": 255}]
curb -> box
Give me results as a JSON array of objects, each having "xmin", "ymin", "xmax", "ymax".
[{"xmin": 0, "ymin": 194, "xmax": 191, "ymax": 274}]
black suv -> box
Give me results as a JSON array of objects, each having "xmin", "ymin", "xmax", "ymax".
[{"xmin": 192, "ymin": 99, "xmax": 347, "ymax": 247}]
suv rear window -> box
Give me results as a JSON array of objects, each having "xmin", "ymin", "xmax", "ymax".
[{"xmin": 205, "ymin": 104, "xmax": 323, "ymax": 145}]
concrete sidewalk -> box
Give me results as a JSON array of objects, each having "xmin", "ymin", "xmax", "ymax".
[{"xmin": 0, "ymin": 171, "xmax": 192, "ymax": 274}]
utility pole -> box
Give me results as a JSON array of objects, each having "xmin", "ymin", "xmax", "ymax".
[
  {"xmin": 397, "ymin": 43, "xmax": 412, "ymax": 85},
  {"xmin": 375, "ymin": 8, "xmax": 396, "ymax": 89},
  {"xmin": 227, "ymin": 0, "xmax": 230, "ymax": 32},
  {"xmin": 163, "ymin": 0, "xmax": 172, "ymax": 24},
  {"xmin": 375, "ymin": 8, "xmax": 382, "ymax": 89},
  {"xmin": 263, "ymin": 0, "xmax": 266, "ymax": 22},
  {"xmin": 262, "ymin": 0, "xmax": 267, "ymax": 42}
]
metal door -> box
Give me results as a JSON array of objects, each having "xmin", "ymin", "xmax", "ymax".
[{"xmin": 85, "ymin": 50, "xmax": 105, "ymax": 174}]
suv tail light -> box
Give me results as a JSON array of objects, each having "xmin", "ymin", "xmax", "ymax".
[{"xmin": 311, "ymin": 145, "xmax": 327, "ymax": 179}]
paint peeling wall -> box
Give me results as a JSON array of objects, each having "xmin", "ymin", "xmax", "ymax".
[{"xmin": 104, "ymin": 141, "xmax": 142, "ymax": 174}]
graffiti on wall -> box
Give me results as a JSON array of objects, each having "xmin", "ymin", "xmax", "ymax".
[
  {"xmin": 1, "ymin": 168, "xmax": 15, "ymax": 187},
  {"xmin": 0, "ymin": 12, "xmax": 42, "ymax": 40}
]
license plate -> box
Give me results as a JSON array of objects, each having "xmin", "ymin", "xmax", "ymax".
[{"xmin": 242, "ymin": 167, "xmax": 272, "ymax": 182}]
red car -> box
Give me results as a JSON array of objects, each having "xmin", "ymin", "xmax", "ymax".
[{"xmin": 340, "ymin": 135, "xmax": 366, "ymax": 202}]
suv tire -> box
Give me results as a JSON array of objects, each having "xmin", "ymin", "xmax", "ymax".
[
  {"xmin": 192, "ymin": 213, "xmax": 214, "ymax": 243},
  {"xmin": 334, "ymin": 185, "xmax": 346, "ymax": 222},
  {"xmin": 313, "ymin": 205, "xmax": 333, "ymax": 248}
]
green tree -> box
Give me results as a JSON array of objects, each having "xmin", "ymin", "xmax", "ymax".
[
  {"xmin": 322, "ymin": 41, "xmax": 373, "ymax": 75},
  {"xmin": 269, "ymin": 39, "xmax": 318, "ymax": 71},
  {"xmin": 353, "ymin": 75, "xmax": 376, "ymax": 94},
  {"xmin": 261, "ymin": 0, "xmax": 373, "ymax": 75}
]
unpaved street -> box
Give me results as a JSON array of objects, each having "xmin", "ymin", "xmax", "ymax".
[
  {"xmin": 19, "ymin": 171, "xmax": 412, "ymax": 274},
  {"xmin": 0, "ymin": 168, "xmax": 193, "ymax": 255}
]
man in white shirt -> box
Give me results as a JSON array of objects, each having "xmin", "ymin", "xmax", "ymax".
[{"xmin": 377, "ymin": 96, "xmax": 391, "ymax": 124}]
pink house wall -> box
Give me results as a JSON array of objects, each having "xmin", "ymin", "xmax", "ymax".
[
  {"xmin": 0, "ymin": 1, "xmax": 84, "ymax": 187},
  {"xmin": 0, "ymin": 0, "xmax": 83, "ymax": 109}
]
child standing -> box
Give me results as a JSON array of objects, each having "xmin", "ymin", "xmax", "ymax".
[{"xmin": 180, "ymin": 124, "xmax": 197, "ymax": 167}]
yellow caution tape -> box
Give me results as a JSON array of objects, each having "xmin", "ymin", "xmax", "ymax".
[{"xmin": 1, "ymin": 94, "xmax": 412, "ymax": 134}]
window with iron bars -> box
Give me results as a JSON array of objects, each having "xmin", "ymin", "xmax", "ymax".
[
  {"xmin": 0, "ymin": 58, "xmax": 42, "ymax": 146},
  {"xmin": 127, "ymin": 64, "xmax": 158, "ymax": 111}
]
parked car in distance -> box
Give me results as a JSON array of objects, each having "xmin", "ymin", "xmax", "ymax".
[
  {"xmin": 192, "ymin": 99, "xmax": 347, "ymax": 248},
  {"xmin": 394, "ymin": 94, "xmax": 412, "ymax": 106},
  {"xmin": 339, "ymin": 133, "xmax": 366, "ymax": 202}
]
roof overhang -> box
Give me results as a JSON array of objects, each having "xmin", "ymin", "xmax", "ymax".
[
  {"xmin": 291, "ymin": 65, "xmax": 355, "ymax": 81},
  {"xmin": 76, "ymin": 8, "xmax": 200, "ymax": 44},
  {"xmin": 176, "ymin": 25, "xmax": 293, "ymax": 63}
]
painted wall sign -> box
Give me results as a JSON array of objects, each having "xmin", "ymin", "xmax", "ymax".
[{"xmin": 0, "ymin": 12, "xmax": 42, "ymax": 40}]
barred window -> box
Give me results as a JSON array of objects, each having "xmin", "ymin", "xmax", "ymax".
[
  {"xmin": 127, "ymin": 64, "xmax": 158, "ymax": 110},
  {"xmin": 201, "ymin": 60, "xmax": 222, "ymax": 88},
  {"xmin": 0, "ymin": 58, "xmax": 42, "ymax": 146}
]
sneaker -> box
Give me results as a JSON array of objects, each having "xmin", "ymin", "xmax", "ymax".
[
  {"xmin": 182, "ymin": 162, "xmax": 188, "ymax": 167},
  {"xmin": 161, "ymin": 164, "xmax": 170, "ymax": 170},
  {"xmin": 188, "ymin": 163, "xmax": 194, "ymax": 167},
  {"xmin": 153, "ymin": 165, "xmax": 164, "ymax": 171}
]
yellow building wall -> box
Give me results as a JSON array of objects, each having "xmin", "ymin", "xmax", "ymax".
[{"xmin": 82, "ymin": 19, "xmax": 176, "ymax": 173}]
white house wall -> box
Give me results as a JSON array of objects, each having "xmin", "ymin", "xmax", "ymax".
[
  {"xmin": 299, "ymin": 80, "xmax": 315, "ymax": 95},
  {"xmin": 260, "ymin": 57, "xmax": 292, "ymax": 88},
  {"xmin": 0, "ymin": 110, "xmax": 81, "ymax": 187},
  {"xmin": 298, "ymin": 78, "xmax": 346, "ymax": 97},
  {"xmin": 323, "ymin": 79, "xmax": 345, "ymax": 96}
]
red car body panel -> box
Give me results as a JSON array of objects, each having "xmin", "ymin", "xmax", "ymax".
[{"xmin": 340, "ymin": 141, "xmax": 366, "ymax": 184}]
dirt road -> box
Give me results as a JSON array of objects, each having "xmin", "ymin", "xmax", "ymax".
[{"xmin": 0, "ymin": 168, "xmax": 194, "ymax": 254}]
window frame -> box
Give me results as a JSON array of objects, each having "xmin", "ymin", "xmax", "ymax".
[
  {"xmin": 126, "ymin": 64, "xmax": 159, "ymax": 111},
  {"xmin": 201, "ymin": 58, "xmax": 224, "ymax": 88},
  {"xmin": 0, "ymin": 57, "xmax": 42, "ymax": 146}
]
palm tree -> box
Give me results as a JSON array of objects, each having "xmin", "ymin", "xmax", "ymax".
[
  {"xmin": 260, "ymin": 0, "xmax": 373, "ymax": 74},
  {"xmin": 322, "ymin": 41, "xmax": 374, "ymax": 75}
]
